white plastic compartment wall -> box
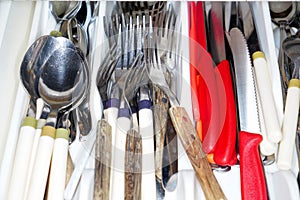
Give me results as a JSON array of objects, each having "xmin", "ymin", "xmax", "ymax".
[{"xmin": 0, "ymin": 1, "xmax": 299, "ymax": 200}]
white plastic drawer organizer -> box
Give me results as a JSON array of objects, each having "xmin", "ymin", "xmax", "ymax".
[{"xmin": 0, "ymin": 1, "xmax": 299, "ymax": 200}]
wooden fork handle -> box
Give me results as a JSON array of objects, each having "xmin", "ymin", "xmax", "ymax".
[{"xmin": 169, "ymin": 106, "xmax": 226, "ymax": 200}]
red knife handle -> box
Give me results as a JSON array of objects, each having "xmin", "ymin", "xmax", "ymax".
[
  {"xmin": 214, "ymin": 60, "xmax": 237, "ymax": 166},
  {"xmin": 197, "ymin": 74, "xmax": 211, "ymax": 139},
  {"xmin": 239, "ymin": 131, "xmax": 268, "ymax": 200}
]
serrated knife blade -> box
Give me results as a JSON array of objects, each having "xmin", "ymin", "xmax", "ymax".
[
  {"xmin": 226, "ymin": 28, "xmax": 260, "ymax": 133},
  {"xmin": 226, "ymin": 27, "xmax": 268, "ymax": 200}
]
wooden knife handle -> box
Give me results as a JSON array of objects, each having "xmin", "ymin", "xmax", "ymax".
[
  {"xmin": 169, "ymin": 106, "xmax": 226, "ymax": 200},
  {"xmin": 214, "ymin": 60, "xmax": 237, "ymax": 166},
  {"xmin": 239, "ymin": 131, "xmax": 267, "ymax": 200}
]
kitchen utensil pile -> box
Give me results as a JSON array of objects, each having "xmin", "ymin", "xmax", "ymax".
[{"xmin": 2, "ymin": 1, "xmax": 300, "ymax": 200}]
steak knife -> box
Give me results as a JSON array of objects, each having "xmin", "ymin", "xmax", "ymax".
[
  {"xmin": 226, "ymin": 28, "xmax": 268, "ymax": 200},
  {"xmin": 207, "ymin": 2, "xmax": 237, "ymax": 166}
]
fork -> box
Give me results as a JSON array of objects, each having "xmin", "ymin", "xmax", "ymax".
[
  {"xmin": 64, "ymin": 42, "xmax": 121, "ymax": 200},
  {"xmin": 148, "ymin": 35, "xmax": 227, "ymax": 200}
]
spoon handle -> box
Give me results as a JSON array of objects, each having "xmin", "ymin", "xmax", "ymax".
[
  {"xmin": 7, "ymin": 117, "xmax": 36, "ymax": 200},
  {"xmin": 277, "ymin": 79, "xmax": 300, "ymax": 170},
  {"xmin": 24, "ymin": 119, "xmax": 47, "ymax": 198},
  {"xmin": 27, "ymin": 125, "xmax": 55, "ymax": 200},
  {"xmin": 47, "ymin": 128, "xmax": 69, "ymax": 200}
]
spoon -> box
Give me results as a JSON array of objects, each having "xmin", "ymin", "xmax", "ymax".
[
  {"xmin": 269, "ymin": 2, "xmax": 297, "ymax": 98},
  {"xmin": 27, "ymin": 47, "xmax": 88, "ymax": 200},
  {"xmin": 277, "ymin": 34, "xmax": 300, "ymax": 170},
  {"xmin": 50, "ymin": 1, "xmax": 82, "ymax": 30},
  {"xmin": 7, "ymin": 35, "xmax": 77, "ymax": 200},
  {"xmin": 60, "ymin": 18, "xmax": 88, "ymax": 57}
]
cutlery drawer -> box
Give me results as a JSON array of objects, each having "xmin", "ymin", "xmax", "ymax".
[{"xmin": 0, "ymin": 1, "xmax": 299, "ymax": 200}]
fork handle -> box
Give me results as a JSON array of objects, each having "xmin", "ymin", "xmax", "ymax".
[
  {"xmin": 138, "ymin": 101, "xmax": 157, "ymax": 200},
  {"xmin": 169, "ymin": 106, "xmax": 226, "ymax": 200}
]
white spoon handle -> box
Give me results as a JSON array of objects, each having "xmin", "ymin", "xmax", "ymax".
[{"xmin": 277, "ymin": 79, "xmax": 300, "ymax": 170}]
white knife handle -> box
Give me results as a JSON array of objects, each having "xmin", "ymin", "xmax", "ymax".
[
  {"xmin": 138, "ymin": 102, "xmax": 156, "ymax": 200},
  {"xmin": 277, "ymin": 79, "xmax": 300, "ymax": 170},
  {"xmin": 7, "ymin": 117, "xmax": 36, "ymax": 200},
  {"xmin": 26, "ymin": 126, "xmax": 55, "ymax": 200},
  {"xmin": 24, "ymin": 119, "xmax": 46, "ymax": 198},
  {"xmin": 256, "ymin": 93, "xmax": 276, "ymax": 156},
  {"xmin": 111, "ymin": 113, "xmax": 131, "ymax": 200},
  {"xmin": 47, "ymin": 128, "xmax": 69, "ymax": 200},
  {"xmin": 253, "ymin": 52, "xmax": 282, "ymax": 143}
]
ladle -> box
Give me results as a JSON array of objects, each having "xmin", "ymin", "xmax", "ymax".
[
  {"xmin": 277, "ymin": 34, "xmax": 300, "ymax": 170},
  {"xmin": 269, "ymin": 2, "xmax": 297, "ymax": 98},
  {"xmin": 26, "ymin": 47, "xmax": 88, "ymax": 200},
  {"xmin": 7, "ymin": 35, "xmax": 77, "ymax": 200}
]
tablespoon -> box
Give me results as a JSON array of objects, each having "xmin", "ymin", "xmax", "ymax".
[
  {"xmin": 49, "ymin": 1, "xmax": 82, "ymax": 31},
  {"xmin": 26, "ymin": 47, "xmax": 88, "ymax": 200},
  {"xmin": 269, "ymin": 2, "xmax": 297, "ymax": 97},
  {"xmin": 7, "ymin": 35, "xmax": 77, "ymax": 200}
]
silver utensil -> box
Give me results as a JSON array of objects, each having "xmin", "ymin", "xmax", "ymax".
[
  {"xmin": 226, "ymin": 27, "xmax": 268, "ymax": 200},
  {"xmin": 27, "ymin": 47, "xmax": 88, "ymax": 200},
  {"xmin": 148, "ymin": 26, "xmax": 226, "ymax": 199},
  {"xmin": 240, "ymin": 2, "xmax": 280, "ymax": 155},
  {"xmin": 7, "ymin": 35, "xmax": 76, "ymax": 200},
  {"xmin": 269, "ymin": 2, "xmax": 297, "ymax": 95},
  {"xmin": 50, "ymin": 1, "xmax": 82, "ymax": 30}
]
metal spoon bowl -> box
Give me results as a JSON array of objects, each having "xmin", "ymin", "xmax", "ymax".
[
  {"xmin": 50, "ymin": 1, "xmax": 82, "ymax": 22},
  {"xmin": 20, "ymin": 35, "xmax": 77, "ymax": 99},
  {"xmin": 38, "ymin": 47, "xmax": 88, "ymax": 112}
]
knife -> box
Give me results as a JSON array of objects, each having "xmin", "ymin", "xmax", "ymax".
[
  {"xmin": 240, "ymin": 2, "xmax": 282, "ymax": 145},
  {"xmin": 189, "ymin": 2, "xmax": 223, "ymax": 157},
  {"xmin": 188, "ymin": 2, "xmax": 205, "ymax": 142},
  {"xmin": 226, "ymin": 27, "xmax": 268, "ymax": 200},
  {"xmin": 208, "ymin": 2, "xmax": 237, "ymax": 166}
]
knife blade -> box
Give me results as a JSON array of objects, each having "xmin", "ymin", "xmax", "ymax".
[
  {"xmin": 240, "ymin": 2, "xmax": 282, "ymax": 146},
  {"xmin": 207, "ymin": 2, "xmax": 237, "ymax": 166},
  {"xmin": 226, "ymin": 27, "xmax": 268, "ymax": 200}
]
